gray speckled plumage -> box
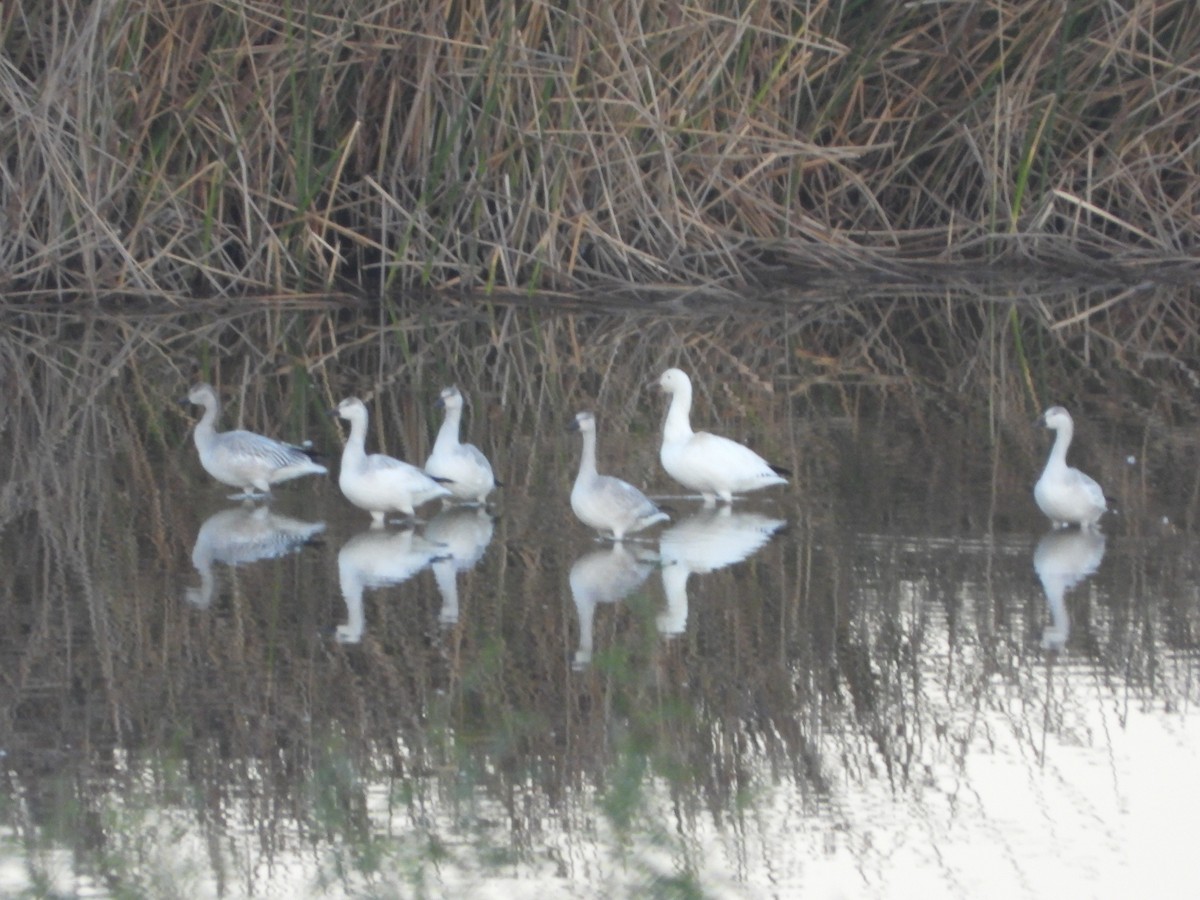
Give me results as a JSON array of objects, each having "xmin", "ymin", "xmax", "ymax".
[
  {"xmin": 186, "ymin": 383, "xmax": 327, "ymax": 497},
  {"xmin": 569, "ymin": 411, "xmax": 669, "ymax": 541}
]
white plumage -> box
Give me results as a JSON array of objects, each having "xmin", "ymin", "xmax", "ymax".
[
  {"xmin": 570, "ymin": 411, "xmax": 669, "ymax": 541},
  {"xmin": 424, "ymin": 385, "xmax": 497, "ymax": 504},
  {"xmin": 656, "ymin": 368, "xmax": 788, "ymax": 504},
  {"xmin": 1034, "ymin": 406, "xmax": 1106, "ymax": 530},
  {"xmin": 333, "ymin": 397, "xmax": 451, "ymax": 525},
  {"xmin": 185, "ymin": 383, "xmax": 326, "ymax": 498}
]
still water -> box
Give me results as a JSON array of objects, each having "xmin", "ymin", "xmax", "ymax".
[{"xmin": 1, "ymin": 295, "xmax": 1198, "ymax": 899}]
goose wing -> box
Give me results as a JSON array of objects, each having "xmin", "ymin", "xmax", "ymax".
[
  {"xmin": 1068, "ymin": 467, "xmax": 1107, "ymax": 510},
  {"xmin": 213, "ymin": 429, "xmax": 318, "ymax": 470},
  {"xmin": 685, "ymin": 431, "xmax": 779, "ymax": 483},
  {"xmin": 592, "ymin": 474, "xmax": 663, "ymax": 521}
]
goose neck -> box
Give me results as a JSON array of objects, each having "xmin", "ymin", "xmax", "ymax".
[
  {"xmin": 1047, "ymin": 422, "xmax": 1074, "ymax": 468},
  {"xmin": 663, "ymin": 387, "xmax": 694, "ymax": 442},
  {"xmin": 193, "ymin": 397, "xmax": 220, "ymax": 447},
  {"xmin": 434, "ymin": 405, "xmax": 463, "ymax": 451},
  {"xmin": 342, "ymin": 411, "xmax": 369, "ymax": 459},
  {"xmin": 576, "ymin": 428, "xmax": 598, "ymax": 479}
]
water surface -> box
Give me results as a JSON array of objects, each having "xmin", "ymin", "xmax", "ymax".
[{"xmin": 1, "ymin": 292, "xmax": 1198, "ymax": 898}]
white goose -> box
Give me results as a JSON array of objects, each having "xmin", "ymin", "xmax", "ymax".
[
  {"xmin": 655, "ymin": 368, "xmax": 789, "ymax": 504},
  {"xmin": 1034, "ymin": 406, "xmax": 1106, "ymax": 530},
  {"xmin": 185, "ymin": 383, "xmax": 327, "ymax": 498},
  {"xmin": 424, "ymin": 385, "xmax": 497, "ymax": 504},
  {"xmin": 333, "ymin": 397, "xmax": 451, "ymax": 525},
  {"xmin": 570, "ymin": 411, "xmax": 669, "ymax": 541}
]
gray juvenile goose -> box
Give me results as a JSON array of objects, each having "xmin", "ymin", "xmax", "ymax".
[
  {"xmin": 569, "ymin": 411, "xmax": 669, "ymax": 541},
  {"xmin": 186, "ymin": 383, "xmax": 326, "ymax": 498}
]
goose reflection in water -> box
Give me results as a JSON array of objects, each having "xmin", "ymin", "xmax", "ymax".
[
  {"xmin": 335, "ymin": 528, "xmax": 450, "ymax": 643},
  {"xmin": 569, "ymin": 543, "xmax": 657, "ymax": 670},
  {"xmin": 658, "ymin": 507, "xmax": 787, "ymax": 636},
  {"xmin": 1033, "ymin": 528, "xmax": 1106, "ymax": 651},
  {"xmin": 423, "ymin": 506, "xmax": 495, "ymax": 625},
  {"xmin": 186, "ymin": 504, "xmax": 326, "ymax": 609}
]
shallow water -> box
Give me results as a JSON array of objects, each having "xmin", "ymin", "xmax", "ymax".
[{"xmin": 1, "ymin": 295, "xmax": 1199, "ymax": 899}]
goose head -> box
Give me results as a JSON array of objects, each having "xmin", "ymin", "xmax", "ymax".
[
  {"xmin": 436, "ymin": 386, "xmax": 464, "ymax": 412},
  {"xmin": 333, "ymin": 397, "xmax": 368, "ymax": 421},
  {"xmin": 1040, "ymin": 406, "xmax": 1074, "ymax": 431},
  {"xmin": 186, "ymin": 383, "xmax": 219, "ymax": 408},
  {"xmin": 569, "ymin": 411, "xmax": 597, "ymax": 435},
  {"xmin": 657, "ymin": 368, "xmax": 690, "ymax": 395}
]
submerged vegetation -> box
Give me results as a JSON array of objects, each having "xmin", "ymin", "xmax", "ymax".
[{"xmin": 1, "ymin": 0, "xmax": 1197, "ymax": 299}]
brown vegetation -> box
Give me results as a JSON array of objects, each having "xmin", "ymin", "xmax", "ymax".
[{"xmin": 1, "ymin": 0, "xmax": 1197, "ymax": 299}]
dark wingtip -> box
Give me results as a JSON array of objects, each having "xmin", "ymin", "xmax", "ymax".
[{"xmin": 771, "ymin": 465, "xmax": 792, "ymax": 477}]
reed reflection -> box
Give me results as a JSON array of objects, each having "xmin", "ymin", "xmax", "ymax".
[
  {"xmin": 1033, "ymin": 529, "xmax": 1106, "ymax": 651},
  {"xmin": 568, "ymin": 543, "xmax": 658, "ymax": 669},
  {"xmin": 658, "ymin": 508, "xmax": 787, "ymax": 635},
  {"xmin": 185, "ymin": 504, "xmax": 326, "ymax": 608},
  {"xmin": 423, "ymin": 506, "xmax": 496, "ymax": 625},
  {"xmin": 335, "ymin": 527, "xmax": 449, "ymax": 643}
]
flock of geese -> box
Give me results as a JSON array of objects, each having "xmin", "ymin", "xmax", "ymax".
[
  {"xmin": 184, "ymin": 370, "xmax": 1110, "ymax": 658},
  {"xmin": 186, "ymin": 368, "xmax": 795, "ymax": 534},
  {"xmin": 187, "ymin": 369, "xmax": 1107, "ymax": 535}
]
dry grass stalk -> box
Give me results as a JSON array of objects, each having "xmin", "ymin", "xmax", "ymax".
[{"xmin": 1, "ymin": 1, "xmax": 1197, "ymax": 298}]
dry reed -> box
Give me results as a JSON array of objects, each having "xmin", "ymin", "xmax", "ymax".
[{"xmin": 0, "ymin": 0, "xmax": 1196, "ymax": 300}]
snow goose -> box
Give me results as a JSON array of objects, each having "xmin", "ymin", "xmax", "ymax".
[
  {"xmin": 185, "ymin": 383, "xmax": 326, "ymax": 498},
  {"xmin": 1034, "ymin": 406, "xmax": 1106, "ymax": 530},
  {"xmin": 333, "ymin": 397, "xmax": 451, "ymax": 525},
  {"xmin": 424, "ymin": 385, "xmax": 497, "ymax": 504},
  {"xmin": 570, "ymin": 411, "xmax": 669, "ymax": 541},
  {"xmin": 655, "ymin": 368, "xmax": 789, "ymax": 504}
]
